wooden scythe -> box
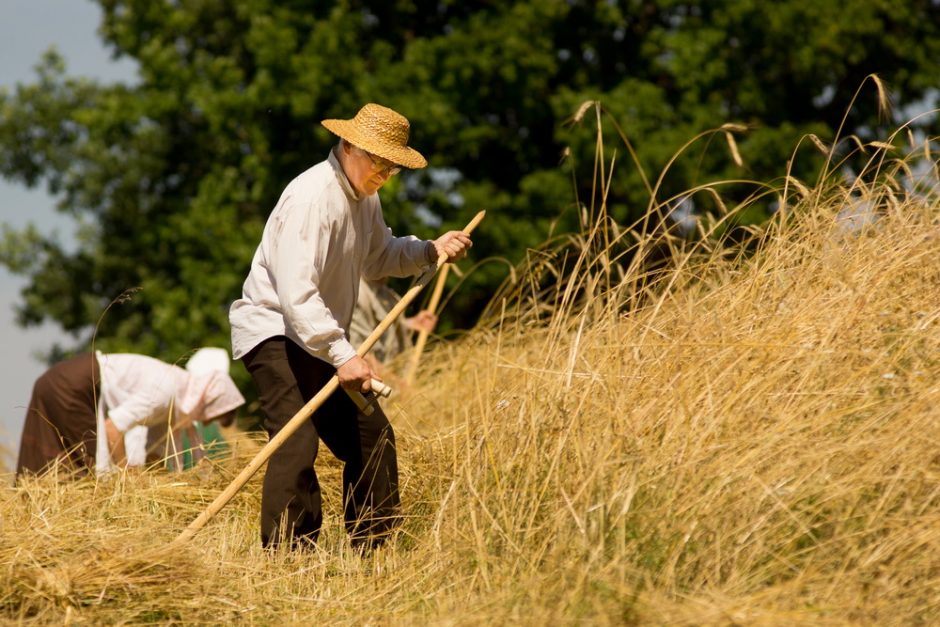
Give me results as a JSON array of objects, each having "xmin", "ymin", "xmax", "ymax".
[
  {"xmin": 171, "ymin": 210, "xmax": 485, "ymax": 545},
  {"xmin": 402, "ymin": 264, "xmax": 449, "ymax": 386}
]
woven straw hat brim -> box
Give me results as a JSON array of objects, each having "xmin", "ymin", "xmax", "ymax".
[{"xmin": 322, "ymin": 118, "xmax": 428, "ymax": 170}]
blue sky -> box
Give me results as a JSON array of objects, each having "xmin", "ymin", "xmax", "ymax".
[{"xmin": 0, "ymin": 0, "xmax": 137, "ymax": 468}]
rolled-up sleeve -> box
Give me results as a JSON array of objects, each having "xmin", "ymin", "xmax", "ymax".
[{"xmin": 270, "ymin": 195, "xmax": 357, "ymax": 367}]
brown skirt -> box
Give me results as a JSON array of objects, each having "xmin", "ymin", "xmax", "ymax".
[{"xmin": 15, "ymin": 353, "xmax": 100, "ymax": 480}]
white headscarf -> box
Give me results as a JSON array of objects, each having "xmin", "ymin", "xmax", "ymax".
[
  {"xmin": 178, "ymin": 370, "xmax": 245, "ymax": 420},
  {"xmin": 176, "ymin": 347, "xmax": 244, "ymax": 417},
  {"xmin": 169, "ymin": 348, "xmax": 245, "ymax": 470}
]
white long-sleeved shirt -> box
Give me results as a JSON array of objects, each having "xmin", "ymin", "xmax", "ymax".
[
  {"xmin": 94, "ymin": 352, "xmax": 187, "ymax": 473},
  {"xmin": 93, "ymin": 352, "xmax": 244, "ymax": 473},
  {"xmin": 230, "ymin": 150, "xmax": 434, "ymax": 366}
]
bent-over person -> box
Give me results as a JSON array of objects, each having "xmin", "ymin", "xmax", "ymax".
[
  {"xmin": 229, "ymin": 103, "xmax": 470, "ymax": 549},
  {"xmin": 16, "ymin": 347, "xmax": 245, "ymax": 480}
]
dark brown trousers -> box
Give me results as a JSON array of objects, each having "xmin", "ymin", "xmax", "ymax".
[
  {"xmin": 242, "ymin": 336, "xmax": 400, "ymax": 549},
  {"xmin": 16, "ymin": 353, "xmax": 100, "ymax": 480}
]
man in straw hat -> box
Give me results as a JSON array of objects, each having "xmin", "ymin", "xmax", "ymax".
[{"xmin": 230, "ymin": 103, "xmax": 471, "ymax": 549}]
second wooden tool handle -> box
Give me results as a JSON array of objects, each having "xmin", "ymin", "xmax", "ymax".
[{"xmin": 370, "ymin": 378, "xmax": 392, "ymax": 398}]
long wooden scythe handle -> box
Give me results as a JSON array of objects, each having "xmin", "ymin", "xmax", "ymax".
[
  {"xmin": 403, "ymin": 264, "xmax": 449, "ymax": 386},
  {"xmin": 171, "ymin": 210, "xmax": 485, "ymax": 545}
]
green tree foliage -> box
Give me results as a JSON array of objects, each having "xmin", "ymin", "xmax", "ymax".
[{"xmin": 2, "ymin": 0, "xmax": 938, "ymax": 366}]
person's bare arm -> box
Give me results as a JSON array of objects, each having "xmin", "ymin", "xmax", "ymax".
[
  {"xmin": 103, "ymin": 417, "xmax": 126, "ymax": 466},
  {"xmin": 404, "ymin": 310, "xmax": 438, "ymax": 333}
]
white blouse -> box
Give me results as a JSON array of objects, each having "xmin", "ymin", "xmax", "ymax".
[{"xmin": 94, "ymin": 353, "xmax": 221, "ymax": 473}]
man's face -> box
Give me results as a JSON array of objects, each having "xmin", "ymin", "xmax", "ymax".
[{"xmin": 342, "ymin": 142, "xmax": 400, "ymax": 196}]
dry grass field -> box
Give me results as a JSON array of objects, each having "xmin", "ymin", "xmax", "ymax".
[{"xmin": 2, "ymin": 117, "xmax": 938, "ymax": 624}]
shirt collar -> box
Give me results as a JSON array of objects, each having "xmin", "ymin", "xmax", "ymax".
[{"xmin": 328, "ymin": 148, "xmax": 363, "ymax": 201}]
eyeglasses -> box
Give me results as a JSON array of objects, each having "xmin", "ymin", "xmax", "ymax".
[{"xmin": 363, "ymin": 150, "xmax": 401, "ymax": 177}]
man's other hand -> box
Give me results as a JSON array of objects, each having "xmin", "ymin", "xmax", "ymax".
[
  {"xmin": 337, "ymin": 355, "xmax": 380, "ymax": 393},
  {"xmin": 433, "ymin": 231, "xmax": 472, "ymax": 262}
]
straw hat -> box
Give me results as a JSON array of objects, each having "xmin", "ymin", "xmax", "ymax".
[{"xmin": 322, "ymin": 103, "xmax": 427, "ymax": 169}]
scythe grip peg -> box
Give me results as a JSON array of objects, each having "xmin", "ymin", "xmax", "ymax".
[{"xmin": 345, "ymin": 378, "xmax": 392, "ymax": 415}]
